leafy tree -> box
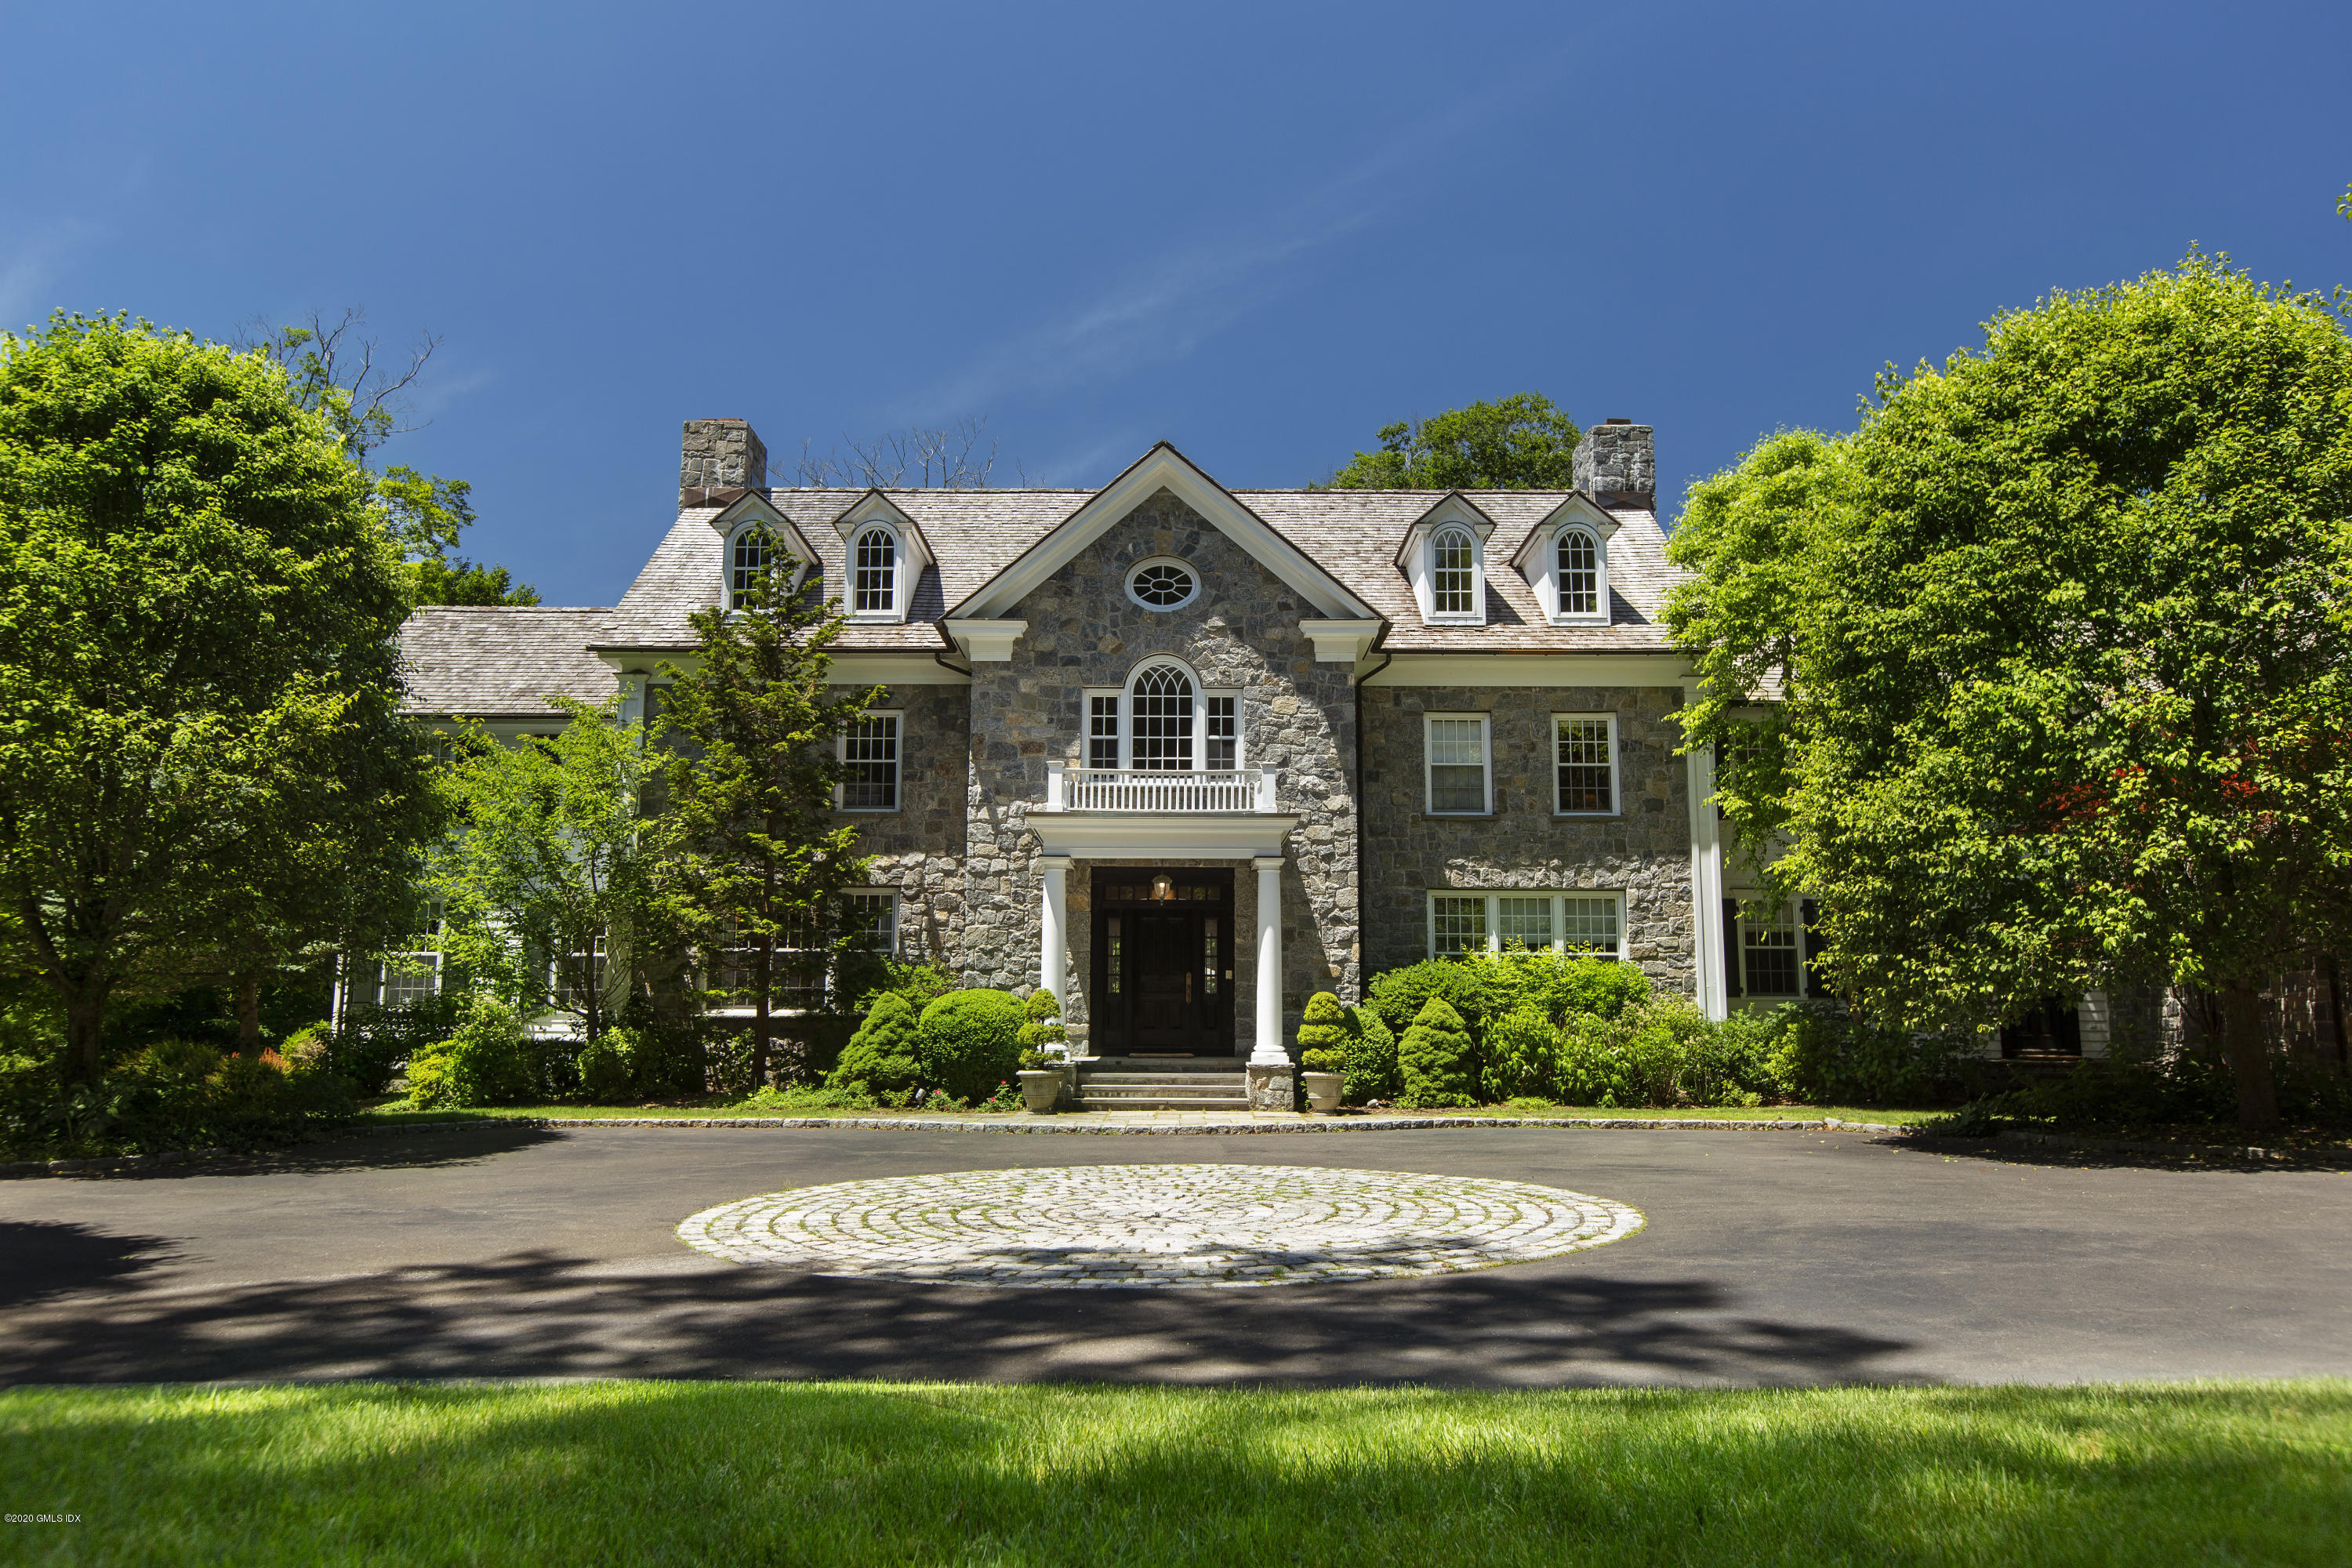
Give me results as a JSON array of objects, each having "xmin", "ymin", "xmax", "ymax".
[
  {"xmin": 1667, "ymin": 255, "xmax": 2352, "ymax": 1128},
  {"xmin": 0, "ymin": 313, "xmax": 436, "ymax": 1081},
  {"xmin": 241, "ymin": 307, "xmax": 537, "ymax": 605},
  {"xmin": 1320, "ymin": 393, "xmax": 1582, "ymax": 490},
  {"xmin": 657, "ymin": 529, "xmax": 880, "ymax": 1085},
  {"xmin": 430, "ymin": 697, "xmax": 667, "ymax": 1043}
]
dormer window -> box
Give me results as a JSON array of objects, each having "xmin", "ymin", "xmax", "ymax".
[
  {"xmin": 853, "ymin": 526, "xmax": 898, "ymax": 615},
  {"xmin": 728, "ymin": 525, "xmax": 771, "ymax": 608},
  {"xmin": 1559, "ymin": 527, "xmax": 1600, "ymax": 615},
  {"xmin": 1432, "ymin": 528, "xmax": 1477, "ymax": 616}
]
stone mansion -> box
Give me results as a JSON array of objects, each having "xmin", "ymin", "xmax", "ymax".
[{"xmin": 394, "ymin": 417, "xmax": 2111, "ymax": 1102}]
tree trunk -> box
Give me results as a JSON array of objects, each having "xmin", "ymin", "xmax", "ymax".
[
  {"xmin": 2219, "ymin": 979, "xmax": 2280, "ymax": 1130},
  {"xmin": 237, "ymin": 976, "xmax": 262, "ymax": 1053},
  {"xmin": 751, "ymin": 933, "xmax": 772, "ymax": 1088},
  {"xmin": 64, "ymin": 992, "xmax": 108, "ymax": 1084}
]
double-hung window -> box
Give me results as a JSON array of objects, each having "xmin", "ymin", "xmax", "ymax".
[
  {"xmin": 552, "ymin": 938, "xmax": 606, "ymax": 1011},
  {"xmin": 1425, "ymin": 713, "xmax": 1491, "ymax": 814},
  {"xmin": 841, "ymin": 891, "xmax": 900, "ymax": 956},
  {"xmin": 1740, "ymin": 902, "xmax": 1803, "ymax": 996},
  {"xmin": 1087, "ymin": 695, "xmax": 1120, "ymax": 770},
  {"xmin": 1554, "ymin": 713, "xmax": 1618, "ymax": 815},
  {"xmin": 1205, "ymin": 695, "xmax": 1238, "ymax": 770},
  {"xmin": 1428, "ymin": 891, "xmax": 1625, "ymax": 960},
  {"xmin": 851, "ymin": 527, "xmax": 898, "ymax": 615},
  {"xmin": 728, "ymin": 525, "xmax": 771, "ymax": 608},
  {"xmin": 838, "ymin": 711, "xmax": 901, "ymax": 811}
]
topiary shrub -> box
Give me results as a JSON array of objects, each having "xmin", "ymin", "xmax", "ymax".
[
  {"xmin": 1398, "ymin": 996, "xmax": 1478, "ymax": 1109},
  {"xmin": 1295, "ymin": 992, "xmax": 1348, "ymax": 1075},
  {"xmin": 1482, "ymin": 1006, "xmax": 1556, "ymax": 1102},
  {"xmin": 829, "ymin": 991, "xmax": 924, "ymax": 1098},
  {"xmin": 1341, "ymin": 1006, "xmax": 1398, "ymax": 1104},
  {"xmin": 915, "ymin": 989, "xmax": 1024, "ymax": 1102},
  {"xmin": 1017, "ymin": 988, "xmax": 1067, "ymax": 1067},
  {"xmin": 406, "ymin": 996, "xmax": 533, "ymax": 1109},
  {"xmin": 576, "ymin": 1032, "xmax": 637, "ymax": 1103}
]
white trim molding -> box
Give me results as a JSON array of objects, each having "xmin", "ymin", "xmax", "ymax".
[
  {"xmin": 1422, "ymin": 711, "xmax": 1493, "ymax": 816},
  {"xmin": 1551, "ymin": 711, "xmax": 1620, "ymax": 816},
  {"xmin": 1425, "ymin": 889, "xmax": 1628, "ymax": 960},
  {"xmin": 1298, "ymin": 619, "xmax": 1383, "ymax": 663},
  {"xmin": 1363, "ymin": 653, "xmax": 1696, "ymax": 688},
  {"xmin": 1394, "ymin": 493, "xmax": 1497, "ymax": 627},
  {"xmin": 943, "ymin": 619, "xmax": 1028, "ymax": 662},
  {"xmin": 1508, "ymin": 493, "xmax": 1621, "ymax": 626},
  {"xmin": 1029, "ymin": 812, "xmax": 1299, "ymax": 859},
  {"xmin": 1686, "ymin": 723, "xmax": 1728, "ymax": 1021}
]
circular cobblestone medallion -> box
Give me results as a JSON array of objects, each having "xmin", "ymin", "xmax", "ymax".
[{"xmin": 675, "ymin": 1163, "xmax": 1643, "ymax": 1288}]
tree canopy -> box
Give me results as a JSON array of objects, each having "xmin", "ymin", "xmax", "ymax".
[
  {"xmin": 1319, "ymin": 393, "xmax": 1582, "ymax": 490},
  {"xmin": 1666, "ymin": 255, "xmax": 2352, "ymax": 1127},
  {"xmin": 0, "ymin": 313, "xmax": 438, "ymax": 1078}
]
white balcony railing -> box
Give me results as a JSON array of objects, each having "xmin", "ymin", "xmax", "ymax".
[{"xmin": 1045, "ymin": 764, "xmax": 1277, "ymax": 813}]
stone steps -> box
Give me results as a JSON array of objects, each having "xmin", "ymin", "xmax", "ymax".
[{"xmin": 1074, "ymin": 1058, "xmax": 1250, "ymax": 1110}]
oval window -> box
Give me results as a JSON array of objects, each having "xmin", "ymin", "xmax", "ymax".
[{"xmin": 1126, "ymin": 558, "xmax": 1198, "ymax": 611}]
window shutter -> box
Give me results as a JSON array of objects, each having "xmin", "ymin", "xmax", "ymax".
[
  {"xmin": 1800, "ymin": 899, "xmax": 1826, "ymax": 998},
  {"xmin": 1722, "ymin": 899, "xmax": 1742, "ymax": 997}
]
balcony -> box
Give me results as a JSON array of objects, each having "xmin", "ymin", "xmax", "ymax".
[
  {"xmin": 1044, "ymin": 764, "xmax": 1279, "ymax": 814},
  {"xmin": 1035, "ymin": 764, "xmax": 1293, "ymax": 858}
]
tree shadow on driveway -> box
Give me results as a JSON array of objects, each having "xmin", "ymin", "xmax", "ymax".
[
  {"xmin": 0, "ymin": 1248, "xmax": 1925, "ymax": 1389},
  {"xmin": 13, "ymin": 1123, "xmax": 565, "ymax": 1183},
  {"xmin": 0, "ymin": 1221, "xmax": 179, "ymax": 1310}
]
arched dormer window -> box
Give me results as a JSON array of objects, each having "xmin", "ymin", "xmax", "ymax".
[
  {"xmin": 728, "ymin": 524, "xmax": 772, "ymax": 609},
  {"xmin": 1432, "ymin": 527, "xmax": 1477, "ymax": 617},
  {"xmin": 1558, "ymin": 527, "xmax": 1599, "ymax": 616},
  {"xmin": 853, "ymin": 525, "xmax": 898, "ymax": 615}
]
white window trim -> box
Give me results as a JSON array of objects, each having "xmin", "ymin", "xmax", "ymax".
[
  {"xmin": 846, "ymin": 523, "xmax": 906, "ymax": 622},
  {"xmin": 841, "ymin": 887, "xmax": 902, "ymax": 956},
  {"xmin": 1124, "ymin": 555, "xmax": 1201, "ymax": 612},
  {"xmin": 1552, "ymin": 711, "xmax": 1620, "ymax": 817},
  {"xmin": 834, "ymin": 708, "xmax": 903, "ymax": 812},
  {"xmin": 1084, "ymin": 658, "xmax": 1242, "ymax": 771},
  {"xmin": 1544, "ymin": 523, "xmax": 1611, "ymax": 625},
  {"xmin": 1733, "ymin": 898, "xmax": 1812, "ymax": 1000},
  {"xmin": 725, "ymin": 521, "xmax": 772, "ymax": 610},
  {"xmin": 378, "ymin": 950, "xmax": 444, "ymax": 1007},
  {"xmin": 1423, "ymin": 524, "xmax": 1486, "ymax": 625},
  {"xmin": 1422, "ymin": 711, "xmax": 1493, "ymax": 815},
  {"xmin": 1425, "ymin": 891, "xmax": 1628, "ymax": 960}
]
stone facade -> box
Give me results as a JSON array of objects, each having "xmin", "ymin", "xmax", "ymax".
[
  {"xmin": 831, "ymin": 682, "xmax": 969, "ymax": 964},
  {"xmin": 679, "ymin": 417, "xmax": 769, "ymax": 499},
  {"xmin": 1359, "ymin": 684, "xmax": 1696, "ymax": 992},
  {"xmin": 947, "ymin": 487, "xmax": 1359, "ymax": 1053}
]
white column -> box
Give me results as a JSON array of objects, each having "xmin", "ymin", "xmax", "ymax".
[
  {"xmin": 1250, "ymin": 855, "xmax": 1287, "ymax": 1063},
  {"xmin": 1037, "ymin": 855, "xmax": 1071, "ymax": 1022},
  {"xmin": 1684, "ymin": 704, "xmax": 1728, "ymax": 1022}
]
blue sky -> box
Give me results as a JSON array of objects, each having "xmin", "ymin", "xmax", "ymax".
[{"xmin": 6, "ymin": 1, "xmax": 2349, "ymax": 607}]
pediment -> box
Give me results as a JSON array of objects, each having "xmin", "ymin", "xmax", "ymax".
[
  {"xmin": 946, "ymin": 442, "xmax": 1377, "ymax": 621},
  {"xmin": 1507, "ymin": 492, "xmax": 1621, "ymax": 572},
  {"xmin": 1391, "ymin": 492, "xmax": 1499, "ymax": 570},
  {"xmin": 705, "ymin": 491, "xmax": 819, "ymax": 568},
  {"xmin": 829, "ymin": 488, "xmax": 935, "ymax": 573}
]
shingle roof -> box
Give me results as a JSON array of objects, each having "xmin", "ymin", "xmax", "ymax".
[
  {"xmin": 397, "ymin": 607, "xmax": 618, "ymax": 718},
  {"xmin": 592, "ymin": 485, "xmax": 1684, "ymax": 655}
]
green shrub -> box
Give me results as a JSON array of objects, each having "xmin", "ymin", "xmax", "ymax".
[
  {"xmin": 1482, "ymin": 1006, "xmax": 1555, "ymax": 1102},
  {"xmin": 829, "ymin": 992, "xmax": 924, "ymax": 1097},
  {"xmin": 916, "ymin": 989, "xmax": 1024, "ymax": 1102},
  {"xmin": 853, "ymin": 959, "xmax": 958, "ymax": 1016},
  {"xmin": 1295, "ymin": 992, "xmax": 1348, "ymax": 1074},
  {"xmin": 2, "ymin": 1040, "xmax": 356, "ymax": 1158},
  {"xmin": 1366, "ymin": 952, "xmax": 1655, "ymax": 1049},
  {"xmin": 0, "ymin": 1050, "xmax": 60, "ymax": 1151},
  {"xmin": 1763, "ymin": 1003, "xmax": 1973, "ymax": 1106},
  {"xmin": 1365, "ymin": 961, "xmax": 1498, "ymax": 1042},
  {"xmin": 1017, "ymin": 988, "xmax": 1067, "ymax": 1066},
  {"xmin": 329, "ymin": 995, "xmax": 463, "ymax": 1096},
  {"xmin": 576, "ymin": 1033, "xmax": 636, "ymax": 1103},
  {"xmin": 737, "ymin": 1082, "xmax": 876, "ymax": 1112},
  {"xmin": 1341, "ymin": 1006, "xmax": 1398, "ymax": 1104},
  {"xmin": 1398, "ymin": 997, "xmax": 1479, "ymax": 1109},
  {"xmin": 1944, "ymin": 1051, "xmax": 2351, "ymax": 1133},
  {"xmin": 406, "ymin": 996, "xmax": 534, "ymax": 1109},
  {"xmin": 619, "ymin": 1021, "xmax": 706, "ymax": 1098}
]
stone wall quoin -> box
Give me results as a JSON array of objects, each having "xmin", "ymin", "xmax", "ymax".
[
  {"xmin": 957, "ymin": 485, "xmax": 1363, "ymax": 1047},
  {"xmin": 1359, "ymin": 684, "xmax": 1696, "ymax": 994}
]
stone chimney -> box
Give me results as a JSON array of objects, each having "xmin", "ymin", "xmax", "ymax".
[
  {"xmin": 1572, "ymin": 417, "xmax": 1655, "ymax": 510},
  {"xmin": 679, "ymin": 418, "xmax": 769, "ymax": 506}
]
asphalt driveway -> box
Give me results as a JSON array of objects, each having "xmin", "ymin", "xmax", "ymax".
[{"xmin": 5, "ymin": 1123, "xmax": 2348, "ymax": 1387}]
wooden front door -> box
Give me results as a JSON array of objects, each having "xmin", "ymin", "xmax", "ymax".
[{"xmin": 1091, "ymin": 871, "xmax": 1233, "ymax": 1055}]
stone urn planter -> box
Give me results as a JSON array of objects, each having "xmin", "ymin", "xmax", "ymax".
[
  {"xmin": 1016, "ymin": 1069, "xmax": 1063, "ymax": 1113},
  {"xmin": 1301, "ymin": 1071, "xmax": 1345, "ymax": 1113}
]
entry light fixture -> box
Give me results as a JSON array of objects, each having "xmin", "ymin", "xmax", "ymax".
[{"xmin": 1152, "ymin": 874, "xmax": 1174, "ymax": 902}]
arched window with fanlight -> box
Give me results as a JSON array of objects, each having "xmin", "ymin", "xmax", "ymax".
[
  {"xmin": 728, "ymin": 525, "xmax": 771, "ymax": 608},
  {"xmin": 1558, "ymin": 527, "xmax": 1599, "ymax": 616},
  {"xmin": 1431, "ymin": 526, "xmax": 1478, "ymax": 617},
  {"xmin": 1130, "ymin": 663, "xmax": 1196, "ymax": 771},
  {"xmin": 853, "ymin": 525, "xmax": 898, "ymax": 615}
]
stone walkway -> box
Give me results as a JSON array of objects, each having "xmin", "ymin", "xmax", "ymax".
[{"xmin": 674, "ymin": 1163, "xmax": 1645, "ymax": 1288}]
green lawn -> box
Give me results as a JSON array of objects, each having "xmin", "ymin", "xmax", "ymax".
[
  {"xmin": 3, "ymin": 1382, "xmax": 2345, "ymax": 1566},
  {"xmin": 354, "ymin": 1099, "xmax": 1941, "ymax": 1126}
]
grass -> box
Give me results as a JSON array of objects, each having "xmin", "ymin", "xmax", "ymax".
[
  {"xmin": 354, "ymin": 1098, "xmax": 1943, "ymax": 1125},
  {"xmin": 2, "ymin": 1381, "xmax": 2346, "ymax": 1566}
]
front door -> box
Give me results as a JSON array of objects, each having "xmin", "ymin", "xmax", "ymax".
[{"xmin": 1091, "ymin": 870, "xmax": 1233, "ymax": 1055}]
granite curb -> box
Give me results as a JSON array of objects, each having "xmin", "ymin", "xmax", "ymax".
[{"xmin": 1, "ymin": 1113, "xmax": 1911, "ymax": 1175}]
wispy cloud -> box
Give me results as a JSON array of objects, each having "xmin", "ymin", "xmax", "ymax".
[
  {"xmin": 905, "ymin": 56, "xmax": 1568, "ymax": 423},
  {"xmin": 0, "ymin": 218, "xmax": 100, "ymax": 332}
]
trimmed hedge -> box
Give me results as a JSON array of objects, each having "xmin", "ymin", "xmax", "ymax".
[
  {"xmin": 829, "ymin": 992, "xmax": 925, "ymax": 1101},
  {"xmin": 1295, "ymin": 992, "xmax": 1348, "ymax": 1075},
  {"xmin": 916, "ymin": 989, "xmax": 1024, "ymax": 1102},
  {"xmin": 1399, "ymin": 997, "xmax": 1479, "ymax": 1109}
]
